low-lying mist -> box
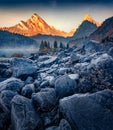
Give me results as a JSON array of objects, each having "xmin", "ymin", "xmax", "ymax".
[{"xmin": 0, "ymin": 46, "xmax": 39, "ymax": 58}]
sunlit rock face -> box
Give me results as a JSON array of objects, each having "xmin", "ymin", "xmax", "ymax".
[
  {"xmin": 82, "ymin": 14, "xmax": 101, "ymax": 27},
  {"xmin": 0, "ymin": 13, "xmax": 75, "ymax": 37}
]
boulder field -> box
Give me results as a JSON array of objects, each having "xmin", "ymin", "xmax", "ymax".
[{"xmin": 1, "ymin": 42, "xmax": 113, "ymax": 130}]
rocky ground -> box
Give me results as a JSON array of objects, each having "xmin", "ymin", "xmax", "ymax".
[{"xmin": 1, "ymin": 40, "xmax": 113, "ymax": 130}]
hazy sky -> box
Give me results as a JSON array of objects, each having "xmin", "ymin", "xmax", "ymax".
[{"xmin": 0, "ymin": 0, "xmax": 113, "ymax": 32}]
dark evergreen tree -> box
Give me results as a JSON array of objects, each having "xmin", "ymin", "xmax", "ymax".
[
  {"xmin": 60, "ymin": 42, "xmax": 63, "ymax": 48},
  {"xmin": 44, "ymin": 41, "xmax": 48, "ymax": 48},
  {"xmin": 53, "ymin": 40, "xmax": 58, "ymax": 49},
  {"xmin": 47, "ymin": 42, "xmax": 51, "ymax": 49},
  {"xmin": 40, "ymin": 40, "xmax": 44, "ymax": 50},
  {"xmin": 67, "ymin": 43, "xmax": 69, "ymax": 48}
]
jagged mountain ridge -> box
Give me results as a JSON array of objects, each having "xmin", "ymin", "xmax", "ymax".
[
  {"xmin": 72, "ymin": 14, "xmax": 100, "ymax": 40},
  {"xmin": 90, "ymin": 16, "xmax": 113, "ymax": 42},
  {"xmin": 83, "ymin": 14, "xmax": 101, "ymax": 27},
  {"xmin": 0, "ymin": 13, "xmax": 74, "ymax": 37}
]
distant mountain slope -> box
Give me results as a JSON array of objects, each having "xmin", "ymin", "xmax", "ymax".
[
  {"xmin": 0, "ymin": 13, "xmax": 75, "ymax": 37},
  {"xmin": 90, "ymin": 16, "xmax": 113, "ymax": 42},
  {"xmin": 73, "ymin": 21, "xmax": 98, "ymax": 39},
  {"xmin": 0, "ymin": 30, "xmax": 38, "ymax": 48},
  {"xmin": 73, "ymin": 14, "xmax": 99, "ymax": 39}
]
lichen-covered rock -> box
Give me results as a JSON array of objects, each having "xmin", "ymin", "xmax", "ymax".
[
  {"xmin": 11, "ymin": 95, "xmax": 43, "ymax": 130},
  {"xmin": 55, "ymin": 75, "xmax": 77, "ymax": 98},
  {"xmin": 10, "ymin": 58, "xmax": 37, "ymax": 79},
  {"xmin": 0, "ymin": 63, "xmax": 12, "ymax": 79},
  {"xmin": 60, "ymin": 89, "xmax": 113, "ymax": 130},
  {"xmin": 25, "ymin": 76, "xmax": 34, "ymax": 84},
  {"xmin": 0, "ymin": 63, "xmax": 9, "ymax": 74},
  {"xmin": 78, "ymin": 53, "xmax": 113, "ymax": 93},
  {"xmin": 0, "ymin": 77, "xmax": 24, "ymax": 93},
  {"xmin": 0, "ymin": 69, "xmax": 12, "ymax": 79},
  {"xmin": 0, "ymin": 90, "xmax": 17, "ymax": 112},
  {"xmin": 40, "ymin": 81, "xmax": 49, "ymax": 88},
  {"xmin": 21, "ymin": 84, "xmax": 35, "ymax": 98}
]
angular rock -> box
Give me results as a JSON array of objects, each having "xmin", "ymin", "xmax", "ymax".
[
  {"xmin": 70, "ymin": 53, "xmax": 79, "ymax": 64},
  {"xmin": 58, "ymin": 51, "xmax": 66, "ymax": 59},
  {"xmin": 11, "ymin": 95, "xmax": 43, "ymax": 130},
  {"xmin": 46, "ymin": 126, "xmax": 58, "ymax": 130},
  {"xmin": 0, "ymin": 63, "xmax": 9, "ymax": 74},
  {"xmin": 55, "ymin": 75, "xmax": 77, "ymax": 98},
  {"xmin": 79, "ymin": 53, "xmax": 113, "ymax": 92},
  {"xmin": 0, "ymin": 77, "xmax": 24, "ymax": 93},
  {"xmin": 58, "ymin": 119, "xmax": 72, "ymax": 130},
  {"xmin": 58, "ymin": 68, "xmax": 69, "ymax": 75},
  {"xmin": 39, "ymin": 56, "xmax": 58, "ymax": 67},
  {"xmin": 40, "ymin": 81, "xmax": 49, "ymax": 88},
  {"xmin": 0, "ymin": 69, "xmax": 12, "ymax": 79},
  {"xmin": 41, "ymin": 106, "xmax": 59, "ymax": 127},
  {"xmin": 44, "ymin": 76, "xmax": 55, "ymax": 87},
  {"xmin": 10, "ymin": 58, "xmax": 37, "ymax": 78},
  {"xmin": 21, "ymin": 84, "xmax": 35, "ymax": 98},
  {"xmin": 60, "ymin": 89, "xmax": 113, "ymax": 130},
  {"xmin": 29, "ymin": 53, "xmax": 39, "ymax": 60},
  {"xmin": 34, "ymin": 80, "xmax": 41, "ymax": 92},
  {"xmin": 32, "ymin": 88, "xmax": 57, "ymax": 111},
  {"xmin": 0, "ymin": 90, "xmax": 17, "ymax": 112},
  {"xmin": 38, "ymin": 55, "xmax": 51, "ymax": 62},
  {"xmin": 68, "ymin": 74, "xmax": 79, "ymax": 81},
  {"xmin": 25, "ymin": 76, "xmax": 34, "ymax": 84}
]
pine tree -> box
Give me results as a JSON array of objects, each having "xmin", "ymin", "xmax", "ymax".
[
  {"xmin": 47, "ymin": 42, "xmax": 51, "ymax": 49},
  {"xmin": 60, "ymin": 42, "xmax": 63, "ymax": 48},
  {"xmin": 40, "ymin": 40, "xmax": 44, "ymax": 50},
  {"xmin": 44, "ymin": 41, "xmax": 48, "ymax": 48},
  {"xmin": 67, "ymin": 43, "xmax": 69, "ymax": 48},
  {"xmin": 54, "ymin": 40, "xmax": 58, "ymax": 49}
]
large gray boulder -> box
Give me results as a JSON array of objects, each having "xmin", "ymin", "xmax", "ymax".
[
  {"xmin": 0, "ymin": 91, "xmax": 17, "ymax": 130},
  {"xmin": 32, "ymin": 88, "xmax": 57, "ymax": 111},
  {"xmin": 60, "ymin": 89, "xmax": 113, "ymax": 130},
  {"xmin": 0, "ymin": 90, "xmax": 17, "ymax": 113},
  {"xmin": 0, "ymin": 77, "xmax": 24, "ymax": 93},
  {"xmin": 11, "ymin": 95, "xmax": 43, "ymax": 130},
  {"xmin": 10, "ymin": 58, "xmax": 37, "ymax": 78},
  {"xmin": 55, "ymin": 75, "xmax": 77, "ymax": 98},
  {"xmin": 78, "ymin": 53, "xmax": 113, "ymax": 93}
]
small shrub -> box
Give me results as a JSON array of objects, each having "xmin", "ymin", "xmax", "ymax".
[{"xmin": 11, "ymin": 53, "xmax": 24, "ymax": 58}]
